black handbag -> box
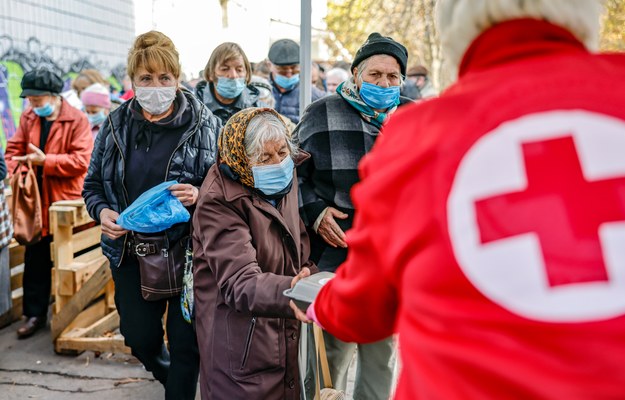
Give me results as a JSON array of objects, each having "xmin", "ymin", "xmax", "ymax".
[{"xmin": 129, "ymin": 232, "xmax": 189, "ymax": 301}]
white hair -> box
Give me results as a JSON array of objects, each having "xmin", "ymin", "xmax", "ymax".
[
  {"xmin": 326, "ymin": 68, "xmax": 349, "ymax": 82},
  {"xmin": 244, "ymin": 111, "xmax": 298, "ymax": 164},
  {"xmin": 436, "ymin": 0, "xmax": 605, "ymax": 73}
]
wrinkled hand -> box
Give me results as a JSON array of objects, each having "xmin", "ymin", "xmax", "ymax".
[
  {"xmin": 318, "ymin": 207, "xmax": 348, "ymax": 248},
  {"xmin": 12, "ymin": 143, "xmax": 46, "ymax": 166},
  {"xmin": 169, "ymin": 183, "xmax": 199, "ymax": 206},
  {"xmin": 289, "ymin": 267, "xmax": 312, "ymax": 323},
  {"xmin": 100, "ymin": 208, "xmax": 129, "ymax": 240}
]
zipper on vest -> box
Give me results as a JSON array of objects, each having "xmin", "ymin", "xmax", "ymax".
[
  {"xmin": 109, "ymin": 115, "xmax": 131, "ymax": 268},
  {"xmin": 163, "ymin": 99, "xmax": 204, "ymax": 181}
]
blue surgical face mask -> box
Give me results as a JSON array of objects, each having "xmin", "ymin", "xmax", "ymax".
[
  {"xmin": 216, "ymin": 77, "xmax": 246, "ymax": 99},
  {"xmin": 359, "ymin": 81, "xmax": 400, "ymax": 110},
  {"xmin": 252, "ymin": 156, "xmax": 294, "ymax": 195},
  {"xmin": 273, "ymin": 73, "xmax": 300, "ymax": 91},
  {"xmin": 87, "ymin": 110, "xmax": 106, "ymax": 127},
  {"xmin": 33, "ymin": 102, "xmax": 54, "ymax": 117}
]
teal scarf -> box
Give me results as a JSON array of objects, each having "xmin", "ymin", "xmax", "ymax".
[{"xmin": 337, "ymin": 78, "xmax": 398, "ymax": 128}]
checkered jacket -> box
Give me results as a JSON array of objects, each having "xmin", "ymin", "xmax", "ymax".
[
  {"xmin": 295, "ymin": 94, "xmax": 411, "ymax": 270},
  {"xmin": 0, "ymin": 181, "xmax": 13, "ymax": 249}
]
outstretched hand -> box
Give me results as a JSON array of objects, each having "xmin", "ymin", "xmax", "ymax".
[{"xmin": 290, "ymin": 267, "xmax": 312, "ymax": 323}]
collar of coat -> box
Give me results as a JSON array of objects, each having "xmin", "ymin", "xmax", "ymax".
[
  {"xmin": 203, "ymin": 81, "xmax": 261, "ymax": 111},
  {"xmin": 458, "ymin": 18, "xmax": 587, "ymax": 77}
]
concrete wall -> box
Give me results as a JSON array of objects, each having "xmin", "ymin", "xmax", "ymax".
[{"xmin": 0, "ymin": 0, "xmax": 135, "ymax": 145}]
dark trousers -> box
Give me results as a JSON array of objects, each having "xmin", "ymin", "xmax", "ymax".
[
  {"xmin": 23, "ymin": 236, "xmax": 53, "ymax": 318},
  {"xmin": 111, "ymin": 255, "xmax": 199, "ymax": 400}
]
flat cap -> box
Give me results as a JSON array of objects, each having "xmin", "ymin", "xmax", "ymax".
[
  {"xmin": 268, "ymin": 39, "xmax": 300, "ymax": 66},
  {"xmin": 20, "ymin": 68, "xmax": 64, "ymax": 98}
]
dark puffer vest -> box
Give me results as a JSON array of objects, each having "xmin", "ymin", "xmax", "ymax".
[{"xmin": 82, "ymin": 89, "xmax": 221, "ymax": 268}]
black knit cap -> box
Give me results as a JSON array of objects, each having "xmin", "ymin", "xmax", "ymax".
[
  {"xmin": 20, "ymin": 68, "xmax": 63, "ymax": 98},
  {"xmin": 351, "ymin": 33, "xmax": 408, "ymax": 76}
]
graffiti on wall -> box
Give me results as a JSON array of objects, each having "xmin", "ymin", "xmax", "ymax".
[{"xmin": 0, "ymin": 35, "xmax": 126, "ymax": 148}]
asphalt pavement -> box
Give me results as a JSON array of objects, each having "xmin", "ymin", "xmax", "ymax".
[
  {"xmin": 0, "ymin": 317, "xmax": 367, "ymax": 400},
  {"xmin": 0, "ymin": 318, "xmax": 168, "ymax": 400}
]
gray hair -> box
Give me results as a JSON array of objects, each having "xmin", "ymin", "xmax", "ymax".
[
  {"xmin": 436, "ymin": 0, "xmax": 605, "ymax": 75},
  {"xmin": 249, "ymin": 75, "xmax": 276, "ymax": 108},
  {"xmin": 244, "ymin": 111, "xmax": 298, "ymax": 164},
  {"xmin": 355, "ymin": 57, "xmax": 404, "ymax": 86},
  {"xmin": 326, "ymin": 67, "xmax": 350, "ymax": 82}
]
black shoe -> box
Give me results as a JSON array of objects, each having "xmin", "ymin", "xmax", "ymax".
[{"xmin": 16, "ymin": 316, "xmax": 46, "ymax": 339}]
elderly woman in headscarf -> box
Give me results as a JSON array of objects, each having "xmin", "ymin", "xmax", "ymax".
[{"xmin": 192, "ymin": 107, "xmax": 315, "ymax": 400}]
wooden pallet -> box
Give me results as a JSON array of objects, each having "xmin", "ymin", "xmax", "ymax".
[{"xmin": 48, "ymin": 200, "xmax": 129, "ymax": 354}]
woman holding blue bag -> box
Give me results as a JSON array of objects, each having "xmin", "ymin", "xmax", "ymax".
[{"xmin": 82, "ymin": 30, "xmax": 221, "ymax": 400}]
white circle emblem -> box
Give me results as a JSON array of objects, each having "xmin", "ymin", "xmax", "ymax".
[{"xmin": 447, "ymin": 110, "xmax": 625, "ymax": 322}]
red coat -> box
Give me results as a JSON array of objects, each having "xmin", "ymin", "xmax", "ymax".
[
  {"xmin": 6, "ymin": 99, "xmax": 93, "ymax": 236},
  {"xmin": 313, "ymin": 19, "xmax": 625, "ymax": 399}
]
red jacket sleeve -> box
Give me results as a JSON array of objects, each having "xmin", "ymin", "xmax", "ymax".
[
  {"xmin": 313, "ymin": 189, "xmax": 399, "ymax": 343},
  {"xmin": 5, "ymin": 112, "xmax": 32, "ymax": 174},
  {"xmin": 43, "ymin": 113, "xmax": 93, "ymax": 177}
]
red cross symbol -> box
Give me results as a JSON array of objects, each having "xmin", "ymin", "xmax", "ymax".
[{"xmin": 475, "ymin": 136, "xmax": 625, "ymax": 287}]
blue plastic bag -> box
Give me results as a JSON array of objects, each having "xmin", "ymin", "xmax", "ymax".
[{"xmin": 117, "ymin": 180, "xmax": 190, "ymax": 233}]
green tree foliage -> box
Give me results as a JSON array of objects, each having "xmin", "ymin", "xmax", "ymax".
[
  {"xmin": 601, "ymin": 0, "xmax": 625, "ymax": 51},
  {"xmin": 325, "ymin": 0, "xmax": 441, "ymax": 89},
  {"xmin": 326, "ymin": 0, "xmax": 625, "ymax": 89}
]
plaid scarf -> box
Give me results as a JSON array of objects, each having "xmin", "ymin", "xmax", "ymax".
[
  {"xmin": 0, "ymin": 182, "xmax": 13, "ymax": 249},
  {"xmin": 337, "ymin": 78, "xmax": 398, "ymax": 128}
]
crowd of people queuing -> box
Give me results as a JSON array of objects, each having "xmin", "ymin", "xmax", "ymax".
[{"xmin": 1, "ymin": 0, "xmax": 624, "ymax": 399}]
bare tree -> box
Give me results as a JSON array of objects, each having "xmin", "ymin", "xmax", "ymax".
[
  {"xmin": 325, "ymin": 0, "xmax": 444, "ymax": 89},
  {"xmin": 220, "ymin": 0, "xmax": 229, "ymax": 28},
  {"xmin": 326, "ymin": 0, "xmax": 624, "ymax": 90}
]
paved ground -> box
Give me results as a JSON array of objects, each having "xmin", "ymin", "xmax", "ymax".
[
  {"xmin": 0, "ymin": 318, "xmax": 167, "ymax": 400},
  {"xmin": 0, "ymin": 318, "xmax": 365, "ymax": 400}
]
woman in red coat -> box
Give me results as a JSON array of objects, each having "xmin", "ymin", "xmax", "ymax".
[
  {"xmin": 6, "ymin": 68, "xmax": 92, "ymax": 339},
  {"xmin": 292, "ymin": 0, "xmax": 625, "ymax": 398}
]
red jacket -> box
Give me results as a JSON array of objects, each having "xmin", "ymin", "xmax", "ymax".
[
  {"xmin": 313, "ymin": 19, "xmax": 625, "ymax": 399},
  {"xmin": 6, "ymin": 99, "xmax": 93, "ymax": 236}
]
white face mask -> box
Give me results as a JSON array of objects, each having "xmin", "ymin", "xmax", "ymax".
[{"xmin": 135, "ymin": 86, "xmax": 177, "ymax": 115}]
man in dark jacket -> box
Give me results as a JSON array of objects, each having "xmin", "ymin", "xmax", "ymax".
[
  {"xmin": 268, "ymin": 38, "xmax": 326, "ymax": 124},
  {"xmin": 296, "ymin": 32, "xmax": 413, "ymax": 400}
]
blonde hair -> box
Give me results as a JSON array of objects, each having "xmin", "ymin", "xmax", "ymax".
[
  {"xmin": 71, "ymin": 69, "xmax": 107, "ymax": 93},
  {"xmin": 203, "ymin": 42, "xmax": 252, "ymax": 84},
  {"xmin": 436, "ymin": 0, "xmax": 605, "ymax": 73},
  {"xmin": 127, "ymin": 31, "xmax": 181, "ymax": 80}
]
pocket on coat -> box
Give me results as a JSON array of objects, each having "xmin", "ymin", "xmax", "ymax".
[{"xmin": 226, "ymin": 313, "xmax": 283, "ymax": 380}]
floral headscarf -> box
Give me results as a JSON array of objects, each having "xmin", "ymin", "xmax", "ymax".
[{"xmin": 219, "ymin": 107, "xmax": 288, "ymax": 187}]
